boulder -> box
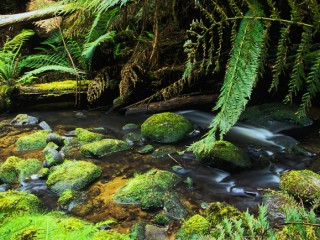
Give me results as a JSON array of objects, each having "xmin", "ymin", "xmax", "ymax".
[
  {"xmin": 46, "ymin": 133, "xmax": 64, "ymax": 146},
  {"xmin": 43, "ymin": 147, "xmax": 64, "ymax": 167},
  {"xmin": 141, "ymin": 112, "xmax": 193, "ymax": 143},
  {"xmin": 16, "ymin": 130, "xmax": 50, "ymax": 151},
  {"xmin": 10, "ymin": 114, "xmax": 39, "ymax": 126},
  {"xmin": 151, "ymin": 146, "xmax": 177, "ymax": 159},
  {"xmin": 75, "ymin": 128, "xmax": 106, "ymax": 143},
  {"xmin": 122, "ymin": 123, "xmax": 139, "ymax": 131},
  {"xmin": 46, "ymin": 160, "xmax": 101, "ymax": 194}
]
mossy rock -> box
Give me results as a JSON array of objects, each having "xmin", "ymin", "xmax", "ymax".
[
  {"xmin": 10, "ymin": 114, "xmax": 38, "ymax": 126},
  {"xmin": 113, "ymin": 169, "xmax": 181, "ymax": 209},
  {"xmin": 46, "ymin": 160, "xmax": 101, "ymax": 194},
  {"xmin": 75, "ymin": 128, "xmax": 106, "ymax": 143},
  {"xmin": 137, "ymin": 144, "xmax": 154, "ymax": 154},
  {"xmin": 0, "ymin": 212, "xmax": 99, "ymax": 239},
  {"xmin": 122, "ymin": 123, "xmax": 139, "ymax": 131},
  {"xmin": 58, "ymin": 189, "xmax": 78, "ymax": 206},
  {"xmin": 240, "ymin": 103, "xmax": 313, "ymax": 127},
  {"xmin": 279, "ymin": 170, "xmax": 320, "ymax": 204},
  {"xmin": 154, "ymin": 213, "xmax": 170, "ymax": 226},
  {"xmin": 0, "ymin": 190, "xmax": 41, "ymax": 216},
  {"xmin": 0, "ymin": 156, "xmax": 42, "ymax": 183},
  {"xmin": 175, "ymin": 214, "xmax": 210, "ymax": 240},
  {"xmin": 152, "ymin": 146, "xmax": 177, "ymax": 159},
  {"xmin": 123, "ymin": 132, "xmax": 144, "ymax": 146},
  {"xmin": 80, "ymin": 138, "xmax": 131, "ymax": 158},
  {"xmin": 141, "ymin": 112, "xmax": 193, "ymax": 143},
  {"xmin": 93, "ymin": 230, "xmax": 131, "ymax": 240},
  {"xmin": 196, "ymin": 140, "xmax": 252, "ymax": 171},
  {"xmin": 263, "ymin": 190, "xmax": 298, "ymax": 222},
  {"xmin": 16, "ymin": 130, "xmax": 50, "ymax": 151},
  {"xmin": 204, "ymin": 202, "xmax": 245, "ymax": 226},
  {"xmin": 163, "ymin": 192, "xmax": 187, "ymax": 220}
]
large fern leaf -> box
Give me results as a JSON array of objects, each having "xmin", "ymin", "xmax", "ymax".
[
  {"xmin": 2, "ymin": 30, "xmax": 35, "ymax": 53},
  {"xmin": 188, "ymin": 7, "xmax": 265, "ymax": 155}
]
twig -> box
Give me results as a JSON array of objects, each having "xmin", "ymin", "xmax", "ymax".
[
  {"xmin": 279, "ymin": 222, "xmax": 320, "ymax": 227},
  {"xmin": 168, "ymin": 153, "xmax": 181, "ymax": 166}
]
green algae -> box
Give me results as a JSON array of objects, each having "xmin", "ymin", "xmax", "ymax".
[
  {"xmin": 46, "ymin": 160, "xmax": 102, "ymax": 194},
  {"xmin": 141, "ymin": 112, "xmax": 193, "ymax": 143},
  {"xmin": 16, "ymin": 130, "xmax": 50, "ymax": 151}
]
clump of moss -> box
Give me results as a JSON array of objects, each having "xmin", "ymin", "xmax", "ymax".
[
  {"xmin": 279, "ymin": 170, "xmax": 320, "ymax": 204},
  {"xmin": 130, "ymin": 222, "xmax": 147, "ymax": 240},
  {"xmin": 141, "ymin": 112, "xmax": 193, "ymax": 143},
  {"xmin": 0, "ymin": 190, "xmax": 41, "ymax": 216},
  {"xmin": 58, "ymin": 189, "xmax": 77, "ymax": 206},
  {"xmin": 30, "ymin": 80, "xmax": 91, "ymax": 92},
  {"xmin": 75, "ymin": 128, "xmax": 106, "ymax": 143},
  {"xmin": 154, "ymin": 213, "xmax": 170, "ymax": 226},
  {"xmin": 175, "ymin": 214, "xmax": 210, "ymax": 239},
  {"xmin": 93, "ymin": 230, "xmax": 130, "ymax": 240},
  {"xmin": 46, "ymin": 160, "xmax": 102, "ymax": 194},
  {"xmin": 16, "ymin": 130, "xmax": 50, "ymax": 151},
  {"xmin": 80, "ymin": 138, "xmax": 131, "ymax": 158},
  {"xmin": 196, "ymin": 140, "xmax": 252, "ymax": 171},
  {"xmin": 0, "ymin": 156, "xmax": 42, "ymax": 183}
]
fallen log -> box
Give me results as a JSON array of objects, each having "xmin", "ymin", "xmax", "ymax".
[{"xmin": 125, "ymin": 94, "xmax": 219, "ymax": 115}]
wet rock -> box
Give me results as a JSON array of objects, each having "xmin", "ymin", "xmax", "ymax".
[
  {"xmin": 80, "ymin": 139, "xmax": 131, "ymax": 158},
  {"xmin": 0, "ymin": 183, "xmax": 9, "ymax": 192},
  {"xmin": 137, "ymin": 144, "xmax": 154, "ymax": 154},
  {"xmin": 154, "ymin": 213, "xmax": 170, "ymax": 226},
  {"xmin": 175, "ymin": 214, "xmax": 210, "ymax": 240},
  {"xmin": 16, "ymin": 130, "xmax": 50, "ymax": 151},
  {"xmin": 44, "ymin": 142, "xmax": 59, "ymax": 152},
  {"xmin": 10, "ymin": 114, "xmax": 39, "ymax": 126},
  {"xmin": 145, "ymin": 224, "xmax": 168, "ymax": 240},
  {"xmin": 0, "ymin": 156, "xmax": 42, "ymax": 184},
  {"xmin": 46, "ymin": 133, "xmax": 64, "ymax": 146},
  {"xmin": 279, "ymin": 170, "xmax": 320, "ymax": 205},
  {"xmin": 196, "ymin": 140, "xmax": 252, "ymax": 171},
  {"xmin": 130, "ymin": 222, "xmax": 147, "ymax": 240},
  {"xmin": 122, "ymin": 123, "xmax": 139, "ymax": 131},
  {"xmin": 75, "ymin": 128, "xmax": 106, "ymax": 143},
  {"xmin": 46, "ymin": 160, "xmax": 102, "ymax": 194},
  {"xmin": 43, "ymin": 148, "xmax": 64, "ymax": 167},
  {"xmin": 123, "ymin": 132, "xmax": 144, "ymax": 146},
  {"xmin": 141, "ymin": 112, "xmax": 193, "ymax": 143},
  {"xmin": 240, "ymin": 102, "xmax": 313, "ymax": 128},
  {"xmin": 163, "ymin": 192, "xmax": 187, "ymax": 220},
  {"xmin": 74, "ymin": 111, "xmax": 86, "ymax": 119},
  {"xmin": 172, "ymin": 165, "xmax": 189, "ymax": 174},
  {"xmin": 39, "ymin": 121, "xmax": 52, "ymax": 132},
  {"xmin": 263, "ymin": 190, "xmax": 298, "ymax": 223},
  {"xmin": 152, "ymin": 146, "xmax": 177, "ymax": 159}
]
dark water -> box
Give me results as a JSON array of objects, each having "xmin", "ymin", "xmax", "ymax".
[{"xmin": 1, "ymin": 109, "xmax": 319, "ymax": 231}]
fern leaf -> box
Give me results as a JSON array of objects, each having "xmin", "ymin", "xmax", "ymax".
[{"xmin": 3, "ymin": 30, "xmax": 35, "ymax": 53}]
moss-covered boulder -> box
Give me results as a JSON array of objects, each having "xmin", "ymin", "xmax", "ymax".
[
  {"xmin": 93, "ymin": 230, "xmax": 130, "ymax": 240},
  {"xmin": 196, "ymin": 140, "xmax": 252, "ymax": 171},
  {"xmin": 175, "ymin": 214, "xmax": 210, "ymax": 240},
  {"xmin": 46, "ymin": 160, "xmax": 101, "ymax": 194},
  {"xmin": 75, "ymin": 128, "xmax": 106, "ymax": 143},
  {"xmin": 0, "ymin": 190, "xmax": 41, "ymax": 216},
  {"xmin": 151, "ymin": 146, "xmax": 177, "ymax": 159},
  {"xmin": 0, "ymin": 156, "xmax": 42, "ymax": 183},
  {"xmin": 137, "ymin": 144, "xmax": 154, "ymax": 154},
  {"xmin": 10, "ymin": 113, "xmax": 38, "ymax": 126},
  {"xmin": 263, "ymin": 190, "xmax": 298, "ymax": 222},
  {"xmin": 80, "ymin": 139, "xmax": 131, "ymax": 158},
  {"xmin": 279, "ymin": 170, "xmax": 320, "ymax": 204},
  {"xmin": 16, "ymin": 130, "xmax": 50, "ymax": 151},
  {"xmin": 240, "ymin": 102, "xmax": 313, "ymax": 127},
  {"xmin": 113, "ymin": 169, "xmax": 181, "ymax": 210},
  {"xmin": 141, "ymin": 112, "xmax": 193, "ymax": 143}
]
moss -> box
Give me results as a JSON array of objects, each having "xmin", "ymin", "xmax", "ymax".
[
  {"xmin": 0, "ymin": 84, "xmax": 12, "ymax": 111},
  {"xmin": 93, "ymin": 230, "xmax": 131, "ymax": 240},
  {"xmin": 204, "ymin": 202, "xmax": 245, "ymax": 226},
  {"xmin": 151, "ymin": 146, "xmax": 177, "ymax": 158},
  {"xmin": 130, "ymin": 222, "xmax": 147, "ymax": 240},
  {"xmin": 197, "ymin": 140, "xmax": 252, "ymax": 171},
  {"xmin": 113, "ymin": 169, "xmax": 181, "ymax": 207},
  {"xmin": 175, "ymin": 214, "xmax": 210, "ymax": 240},
  {"xmin": 46, "ymin": 160, "xmax": 102, "ymax": 194},
  {"xmin": 16, "ymin": 130, "xmax": 50, "ymax": 151},
  {"xmin": 43, "ymin": 142, "xmax": 59, "ymax": 153},
  {"xmin": 122, "ymin": 123, "xmax": 139, "ymax": 130},
  {"xmin": 30, "ymin": 80, "xmax": 91, "ymax": 92},
  {"xmin": 80, "ymin": 138, "xmax": 131, "ymax": 158},
  {"xmin": 0, "ymin": 190, "xmax": 41, "ymax": 216},
  {"xmin": 137, "ymin": 144, "xmax": 154, "ymax": 154},
  {"xmin": 58, "ymin": 189, "xmax": 77, "ymax": 206},
  {"xmin": 0, "ymin": 156, "xmax": 42, "ymax": 183},
  {"xmin": 163, "ymin": 192, "xmax": 187, "ymax": 220},
  {"xmin": 141, "ymin": 112, "xmax": 193, "ymax": 143},
  {"xmin": 154, "ymin": 213, "xmax": 170, "ymax": 226},
  {"xmin": 279, "ymin": 170, "xmax": 320, "ymax": 204},
  {"xmin": 75, "ymin": 128, "xmax": 106, "ymax": 143}
]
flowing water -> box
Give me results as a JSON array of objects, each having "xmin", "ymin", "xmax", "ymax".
[{"xmin": 0, "ymin": 109, "xmax": 319, "ymax": 233}]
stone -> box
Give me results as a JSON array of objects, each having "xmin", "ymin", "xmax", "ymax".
[
  {"xmin": 16, "ymin": 130, "xmax": 50, "ymax": 151},
  {"xmin": 39, "ymin": 121, "xmax": 52, "ymax": 131},
  {"xmin": 145, "ymin": 225, "xmax": 168, "ymax": 240},
  {"xmin": 123, "ymin": 132, "xmax": 144, "ymax": 146},
  {"xmin": 151, "ymin": 146, "xmax": 177, "ymax": 159},
  {"xmin": 43, "ymin": 148, "xmax": 64, "ymax": 167},
  {"xmin": 10, "ymin": 114, "xmax": 38, "ymax": 126},
  {"xmin": 46, "ymin": 133, "xmax": 64, "ymax": 146},
  {"xmin": 137, "ymin": 144, "xmax": 154, "ymax": 154},
  {"xmin": 122, "ymin": 123, "xmax": 139, "ymax": 131},
  {"xmin": 75, "ymin": 128, "xmax": 106, "ymax": 143},
  {"xmin": 141, "ymin": 112, "xmax": 193, "ymax": 143}
]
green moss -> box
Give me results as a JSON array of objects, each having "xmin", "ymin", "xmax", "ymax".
[
  {"xmin": 163, "ymin": 192, "xmax": 187, "ymax": 220},
  {"xmin": 0, "ymin": 190, "xmax": 41, "ymax": 216},
  {"xmin": 80, "ymin": 138, "xmax": 131, "ymax": 158},
  {"xmin": 43, "ymin": 142, "xmax": 59, "ymax": 153},
  {"xmin": 154, "ymin": 213, "xmax": 170, "ymax": 226},
  {"xmin": 141, "ymin": 112, "xmax": 193, "ymax": 143},
  {"xmin": 75, "ymin": 128, "xmax": 106, "ymax": 143},
  {"xmin": 137, "ymin": 144, "xmax": 154, "ymax": 154},
  {"xmin": 204, "ymin": 202, "xmax": 245, "ymax": 226},
  {"xmin": 0, "ymin": 156, "xmax": 42, "ymax": 183},
  {"xmin": 279, "ymin": 170, "xmax": 320, "ymax": 204},
  {"xmin": 151, "ymin": 146, "xmax": 177, "ymax": 158},
  {"xmin": 197, "ymin": 140, "xmax": 252, "ymax": 171},
  {"xmin": 113, "ymin": 169, "xmax": 181, "ymax": 206},
  {"xmin": 175, "ymin": 214, "xmax": 210, "ymax": 240},
  {"xmin": 130, "ymin": 222, "xmax": 146, "ymax": 240},
  {"xmin": 58, "ymin": 189, "xmax": 77, "ymax": 206},
  {"xmin": 93, "ymin": 230, "xmax": 131, "ymax": 240},
  {"xmin": 46, "ymin": 160, "xmax": 102, "ymax": 194},
  {"xmin": 32, "ymin": 80, "xmax": 91, "ymax": 92},
  {"xmin": 16, "ymin": 130, "xmax": 50, "ymax": 151}
]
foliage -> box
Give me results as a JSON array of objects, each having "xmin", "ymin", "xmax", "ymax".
[{"xmin": 185, "ymin": 0, "xmax": 320, "ymax": 155}]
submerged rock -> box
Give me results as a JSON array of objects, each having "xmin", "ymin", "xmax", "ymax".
[
  {"xmin": 122, "ymin": 123, "xmax": 139, "ymax": 131},
  {"xmin": 152, "ymin": 146, "xmax": 177, "ymax": 159},
  {"xmin": 141, "ymin": 112, "xmax": 193, "ymax": 143},
  {"xmin": 16, "ymin": 130, "xmax": 50, "ymax": 151},
  {"xmin": 175, "ymin": 214, "xmax": 210, "ymax": 240},
  {"xmin": 10, "ymin": 114, "xmax": 38, "ymax": 126},
  {"xmin": 196, "ymin": 140, "xmax": 252, "ymax": 171},
  {"xmin": 137, "ymin": 144, "xmax": 154, "ymax": 154},
  {"xmin": 46, "ymin": 160, "xmax": 101, "ymax": 194},
  {"xmin": 163, "ymin": 192, "xmax": 187, "ymax": 219},
  {"xmin": 46, "ymin": 133, "xmax": 64, "ymax": 146},
  {"xmin": 123, "ymin": 132, "xmax": 144, "ymax": 146},
  {"xmin": 75, "ymin": 128, "xmax": 106, "ymax": 143},
  {"xmin": 80, "ymin": 139, "xmax": 131, "ymax": 158},
  {"xmin": 279, "ymin": 170, "xmax": 320, "ymax": 205}
]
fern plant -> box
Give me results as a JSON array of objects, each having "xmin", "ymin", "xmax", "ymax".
[{"xmin": 185, "ymin": 0, "xmax": 320, "ymax": 155}]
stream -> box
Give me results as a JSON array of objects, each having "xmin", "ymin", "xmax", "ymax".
[{"xmin": 1, "ymin": 109, "xmax": 320, "ymax": 234}]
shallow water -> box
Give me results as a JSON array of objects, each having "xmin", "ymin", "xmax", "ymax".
[{"xmin": 0, "ymin": 109, "xmax": 319, "ymax": 234}]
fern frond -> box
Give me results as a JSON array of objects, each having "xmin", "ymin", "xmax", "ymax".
[
  {"xmin": 3, "ymin": 30, "xmax": 35, "ymax": 53},
  {"xmin": 228, "ymin": 0, "xmax": 243, "ymax": 16},
  {"xmin": 21, "ymin": 54, "xmax": 70, "ymax": 69},
  {"xmin": 285, "ymin": 27, "xmax": 312, "ymax": 103},
  {"xmin": 267, "ymin": 0, "xmax": 280, "ymax": 19},
  {"xmin": 308, "ymin": 0, "xmax": 320, "ymax": 29},
  {"xmin": 287, "ymin": 0, "xmax": 304, "ymax": 22}
]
